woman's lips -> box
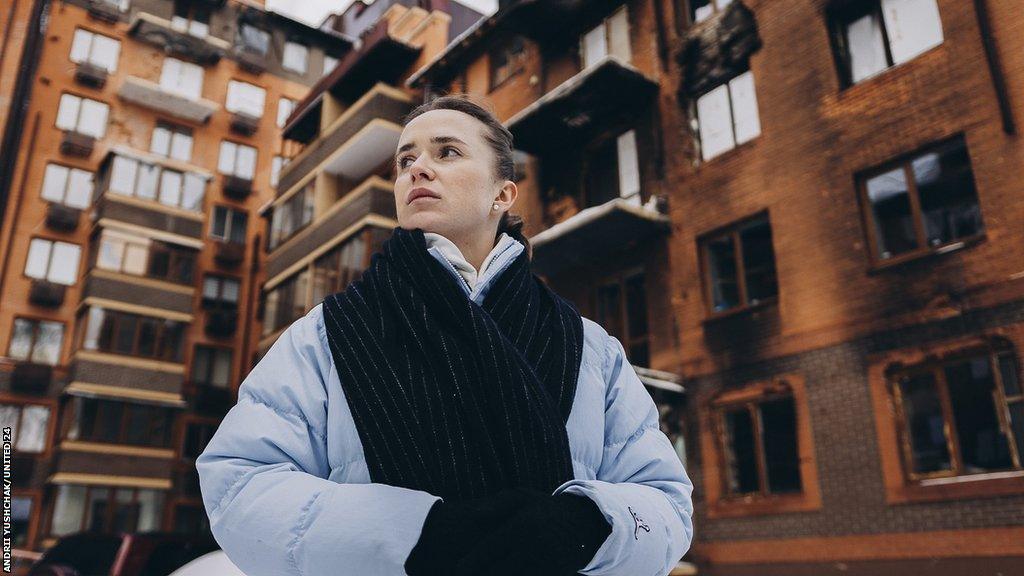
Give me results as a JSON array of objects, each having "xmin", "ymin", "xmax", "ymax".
[{"xmin": 409, "ymin": 195, "xmax": 440, "ymax": 205}]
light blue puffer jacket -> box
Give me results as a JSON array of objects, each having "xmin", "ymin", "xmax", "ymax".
[{"xmin": 196, "ymin": 237, "xmax": 694, "ymax": 576}]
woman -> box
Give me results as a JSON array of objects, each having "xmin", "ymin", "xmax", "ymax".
[{"xmin": 196, "ymin": 95, "xmax": 693, "ymax": 576}]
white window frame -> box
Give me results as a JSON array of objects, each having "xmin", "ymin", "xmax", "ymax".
[
  {"xmin": 40, "ymin": 163, "xmax": 93, "ymax": 209},
  {"xmin": 108, "ymin": 155, "xmax": 206, "ymax": 212},
  {"xmin": 270, "ymin": 156, "xmax": 288, "ymax": 188},
  {"xmin": 276, "ymin": 98, "xmax": 295, "ymax": 129},
  {"xmin": 159, "ymin": 57, "xmax": 204, "ymax": 101},
  {"xmin": 282, "ymin": 41, "xmax": 309, "ymax": 74},
  {"xmin": 0, "ymin": 402, "xmax": 52, "ymax": 453},
  {"xmin": 55, "ymin": 93, "xmax": 109, "ymax": 139},
  {"xmin": 695, "ymin": 70, "xmax": 761, "ymax": 162},
  {"xmin": 69, "ymin": 28, "xmax": 121, "ymax": 73},
  {"xmin": 580, "ymin": 6, "xmax": 631, "ymax": 69},
  {"xmin": 218, "ymin": 141, "xmax": 257, "ymax": 180},
  {"xmin": 210, "ymin": 205, "xmax": 248, "ymax": 244},
  {"xmin": 226, "ymin": 80, "xmax": 266, "ymax": 118},
  {"xmin": 150, "ymin": 122, "xmax": 194, "ymax": 163},
  {"xmin": 96, "ymin": 229, "xmax": 151, "ymax": 277},
  {"xmin": 322, "ymin": 55, "xmax": 339, "ymax": 77},
  {"xmin": 615, "ymin": 130, "xmax": 641, "ymax": 205},
  {"xmin": 838, "ymin": 0, "xmax": 944, "ymax": 85},
  {"xmin": 24, "ymin": 238, "xmax": 81, "ymax": 286}
]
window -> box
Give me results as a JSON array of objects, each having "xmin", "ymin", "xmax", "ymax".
[
  {"xmin": 202, "ymin": 275, "xmax": 240, "ymax": 309},
  {"xmin": 582, "ymin": 129, "xmax": 641, "ymax": 208},
  {"xmin": 210, "ymin": 206, "xmax": 247, "ymax": 244},
  {"xmin": 893, "ymin": 347, "xmax": 1023, "ymax": 479},
  {"xmin": 829, "ymin": 0, "xmax": 943, "ymax": 86},
  {"xmin": 699, "ymin": 213, "xmax": 778, "ymax": 314},
  {"xmin": 276, "ymin": 98, "xmax": 296, "ymax": 129},
  {"xmin": 65, "ymin": 397, "xmax": 172, "ymax": 448},
  {"xmin": 8, "ymin": 318, "xmax": 64, "ymax": 366},
  {"xmin": 717, "ymin": 389, "xmax": 802, "ymax": 497},
  {"xmin": 11, "ymin": 496, "xmax": 32, "ymax": 548},
  {"xmin": 80, "ymin": 306, "xmax": 185, "ymax": 362},
  {"xmin": 159, "ymin": 58, "xmax": 204, "ymax": 100},
  {"xmin": 858, "ymin": 135, "xmax": 982, "ymax": 263},
  {"xmin": 580, "ymin": 6, "xmax": 630, "ymax": 69},
  {"xmin": 689, "ymin": 0, "xmax": 732, "ymax": 24},
  {"xmin": 262, "ymin": 270, "xmax": 309, "ymax": 335},
  {"xmin": 595, "ymin": 270, "xmax": 649, "ymax": 367},
  {"xmin": 69, "ymin": 28, "xmax": 121, "ymax": 73},
  {"xmin": 55, "ymin": 93, "xmax": 109, "ymax": 138},
  {"xmin": 192, "ymin": 346, "xmax": 232, "ymax": 390},
  {"xmin": 310, "ymin": 234, "xmax": 367, "ymax": 305},
  {"xmin": 182, "ymin": 420, "xmax": 219, "ymax": 459},
  {"xmin": 322, "ymin": 54, "xmax": 339, "ymax": 76},
  {"xmin": 171, "ymin": 0, "xmax": 211, "ymax": 38},
  {"xmin": 95, "ymin": 229, "xmax": 196, "ymax": 284},
  {"xmin": 282, "ymin": 40, "xmax": 308, "ymax": 74},
  {"xmin": 25, "ymin": 238, "xmax": 81, "ymax": 285},
  {"xmin": 225, "ymin": 80, "xmax": 266, "ymax": 118},
  {"xmin": 40, "ymin": 163, "xmax": 93, "ymax": 209},
  {"xmin": 237, "ymin": 23, "xmax": 270, "ymax": 57},
  {"xmin": 50, "ymin": 485, "xmax": 163, "ymax": 537},
  {"xmin": 695, "ymin": 69, "xmax": 760, "ymax": 161},
  {"xmin": 270, "ymin": 156, "xmax": 288, "ymax": 188},
  {"xmin": 150, "ymin": 122, "xmax": 193, "ymax": 162},
  {"xmin": 268, "ymin": 183, "xmax": 314, "ymax": 250},
  {"xmin": 107, "ymin": 154, "xmax": 206, "ymax": 211},
  {"xmin": 0, "ymin": 403, "xmax": 51, "ymax": 453},
  {"xmin": 489, "ymin": 37, "xmax": 526, "ymax": 90},
  {"xmin": 217, "ymin": 141, "xmax": 257, "ymax": 180}
]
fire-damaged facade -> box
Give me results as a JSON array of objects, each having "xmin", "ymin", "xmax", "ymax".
[{"xmin": 408, "ymin": 0, "xmax": 1024, "ymax": 574}]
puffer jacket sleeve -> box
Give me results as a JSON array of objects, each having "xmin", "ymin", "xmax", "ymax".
[
  {"xmin": 552, "ymin": 333, "xmax": 695, "ymax": 576},
  {"xmin": 195, "ymin": 305, "xmax": 440, "ymax": 576}
]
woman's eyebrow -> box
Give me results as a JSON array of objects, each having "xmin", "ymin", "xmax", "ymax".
[{"xmin": 395, "ymin": 136, "xmax": 468, "ymax": 159}]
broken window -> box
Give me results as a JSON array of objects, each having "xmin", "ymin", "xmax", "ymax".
[
  {"xmin": 699, "ymin": 213, "xmax": 778, "ymax": 314},
  {"xmin": 595, "ymin": 269, "xmax": 650, "ymax": 367},
  {"xmin": 858, "ymin": 135, "xmax": 982, "ymax": 263},
  {"xmin": 717, "ymin": 388, "xmax": 802, "ymax": 497},
  {"xmin": 828, "ymin": 0, "xmax": 944, "ymax": 86},
  {"xmin": 694, "ymin": 69, "xmax": 761, "ymax": 162},
  {"xmin": 893, "ymin": 347, "xmax": 1023, "ymax": 478},
  {"xmin": 583, "ymin": 129, "xmax": 642, "ymax": 208}
]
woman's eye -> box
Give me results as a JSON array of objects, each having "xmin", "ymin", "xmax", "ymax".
[{"xmin": 441, "ymin": 146, "xmax": 460, "ymax": 158}]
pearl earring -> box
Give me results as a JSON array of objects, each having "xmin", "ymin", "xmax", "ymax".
[{"xmin": 492, "ymin": 203, "xmax": 499, "ymax": 211}]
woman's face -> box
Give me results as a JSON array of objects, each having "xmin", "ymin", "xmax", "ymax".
[{"xmin": 393, "ymin": 109, "xmax": 506, "ymax": 242}]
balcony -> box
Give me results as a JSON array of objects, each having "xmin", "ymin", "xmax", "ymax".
[
  {"xmin": 222, "ymin": 175, "xmax": 253, "ymax": 200},
  {"xmin": 81, "ymin": 271, "xmax": 194, "ymax": 315},
  {"xmin": 45, "ymin": 203, "xmax": 82, "ymax": 232},
  {"xmin": 213, "ymin": 241, "xmax": 245, "ymax": 267},
  {"xmin": 236, "ymin": 51, "xmax": 267, "ymax": 75},
  {"xmin": 11, "ymin": 362, "xmax": 53, "ymax": 395},
  {"xmin": 266, "ymin": 176, "xmax": 396, "ymax": 279},
  {"xmin": 87, "ymin": 0, "xmax": 122, "ymax": 24},
  {"xmin": 60, "ymin": 131, "xmax": 95, "ymax": 158},
  {"xmin": 127, "ymin": 12, "xmax": 229, "ymax": 65},
  {"xmin": 279, "ymin": 83, "xmax": 413, "ymax": 195},
  {"xmin": 204, "ymin": 309, "xmax": 238, "ymax": 338},
  {"xmin": 67, "ymin": 360, "xmax": 187, "ymax": 402},
  {"xmin": 29, "ymin": 279, "xmax": 66, "ymax": 307},
  {"xmin": 92, "ymin": 192, "xmax": 205, "ymax": 241},
  {"xmin": 74, "ymin": 62, "xmax": 108, "ymax": 89},
  {"xmin": 505, "ymin": 57, "xmax": 658, "ymax": 156},
  {"xmin": 677, "ymin": 1, "xmax": 761, "ymax": 100},
  {"xmin": 229, "ymin": 112, "xmax": 260, "ymax": 136},
  {"xmin": 118, "ymin": 76, "xmax": 219, "ymax": 124},
  {"xmin": 530, "ymin": 197, "xmax": 671, "ymax": 277}
]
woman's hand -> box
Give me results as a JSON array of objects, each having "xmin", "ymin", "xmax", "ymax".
[
  {"xmin": 404, "ymin": 487, "xmax": 549, "ymax": 576},
  {"xmin": 452, "ymin": 492, "xmax": 611, "ymax": 576}
]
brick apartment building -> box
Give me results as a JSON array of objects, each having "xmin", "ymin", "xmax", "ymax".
[
  {"xmin": 0, "ymin": 0, "xmax": 366, "ymax": 551},
  {"xmin": 400, "ymin": 0, "xmax": 1023, "ymax": 574}
]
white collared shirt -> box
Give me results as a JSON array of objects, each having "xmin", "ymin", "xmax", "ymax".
[{"xmin": 423, "ymin": 231, "xmax": 520, "ymax": 290}]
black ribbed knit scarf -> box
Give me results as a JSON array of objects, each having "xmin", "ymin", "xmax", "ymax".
[{"xmin": 321, "ymin": 226, "xmax": 584, "ymax": 502}]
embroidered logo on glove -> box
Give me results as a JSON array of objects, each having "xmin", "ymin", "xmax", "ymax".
[{"xmin": 628, "ymin": 506, "xmax": 650, "ymax": 540}]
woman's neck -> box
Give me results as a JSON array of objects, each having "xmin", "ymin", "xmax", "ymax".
[{"xmin": 431, "ymin": 230, "xmax": 496, "ymax": 273}]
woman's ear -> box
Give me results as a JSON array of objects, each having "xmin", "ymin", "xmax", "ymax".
[{"xmin": 494, "ymin": 181, "xmax": 518, "ymax": 210}]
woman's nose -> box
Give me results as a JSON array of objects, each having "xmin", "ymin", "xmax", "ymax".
[{"xmin": 409, "ymin": 154, "xmax": 433, "ymax": 181}]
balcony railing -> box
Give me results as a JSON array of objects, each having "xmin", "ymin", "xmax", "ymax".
[
  {"xmin": 118, "ymin": 76, "xmax": 219, "ymax": 124},
  {"xmin": 74, "ymin": 62, "xmax": 108, "ymax": 89},
  {"xmin": 229, "ymin": 112, "xmax": 260, "ymax": 136},
  {"xmin": 60, "ymin": 131, "xmax": 95, "ymax": 158},
  {"xmin": 29, "ymin": 279, "xmax": 66, "ymax": 307},
  {"xmin": 87, "ymin": 0, "xmax": 121, "ymax": 24},
  {"xmin": 222, "ymin": 175, "xmax": 253, "ymax": 200},
  {"xmin": 127, "ymin": 12, "xmax": 229, "ymax": 66},
  {"xmin": 45, "ymin": 203, "xmax": 82, "ymax": 232},
  {"xmin": 11, "ymin": 362, "xmax": 53, "ymax": 395}
]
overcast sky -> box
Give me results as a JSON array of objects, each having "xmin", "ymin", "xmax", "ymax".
[{"xmin": 266, "ymin": 0, "xmax": 497, "ymax": 27}]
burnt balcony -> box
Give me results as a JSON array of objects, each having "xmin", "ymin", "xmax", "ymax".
[
  {"xmin": 505, "ymin": 57, "xmax": 658, "ymax": 157},
  {"xmin": 222, "ymin": 175, "xmax": 253, "ymax": 200},
  {"xmin": 498, "ymin": 0, "xmax": 629, "ymax": 44},
  {"xmin": 29, "ymin": 279, "xmax": 66, "ymax": 307},
  {"xmin": 87, "ymin": 0, "xmax": 122, "ymax": 24},
  {"xmin": 60, "ymin": 131, "xmax": 96, "ymax": 158},
  {"xmin": 279, "ymin": 83, "xmax": 413, "ymax": 195},
  {"xmin": 11, "ymin": 362, "xmax": 53, "ymax": 395},
  {"xmin": 229, "ymin": 112, "xmax": 260, "ymax": 136},
  {"xmin": 127, "ymin": 12, "xmax": 228, "ymax": 66},
  {"xmin": 236, "ymin": 51, "xmax": 267, "ymax": 75},
  {"xmin": 74, "ymin": 62, "xmax": 108, "ymax": 89},
  {"xmin": 45, "ymin": 203, "xmax": 82, "ymax": 232},
  {"xmin": 118, "ymin": 76, "xmax": 219, "ymax": 124},
  {"xmin": 530, "ymin": 196, "xmax": 671, "ymax": 277},
  {"xmin": 213, "ymin": 241, "xmax": 245, "ymax": 267},
  {"xmin": 204, "ymin": 309, "xmax": 238, "ymax": 339}
]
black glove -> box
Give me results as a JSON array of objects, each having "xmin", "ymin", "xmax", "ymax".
[
  {"xmin": 405, "ymin": 487, "xmax": 548, "ymax": 576},
  {"xmin": 453, "ymin": 492, "xmax": 611, "ymax": 576}
]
